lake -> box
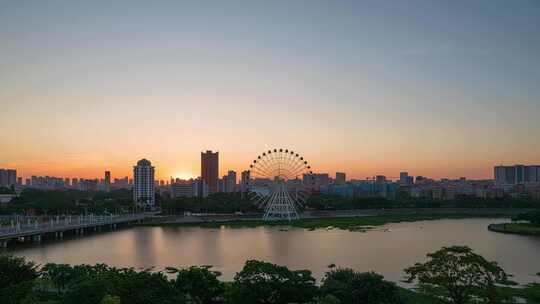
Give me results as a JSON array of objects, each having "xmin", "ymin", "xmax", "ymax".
[{"xmin": 8, "ymin": 218, "xmax": 540, "ymax": 284}]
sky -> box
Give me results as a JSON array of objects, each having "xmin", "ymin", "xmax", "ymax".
[{"xmin": 1, "ymin": 0, "xmax": 539, "ymax": 181}]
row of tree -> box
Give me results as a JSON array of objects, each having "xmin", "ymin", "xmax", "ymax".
[
  {"xmin": 160, "ymin": 193, "xmax": 259, "ymax": 215},
  {"xmin": 160, "ymin": 194, "xmax": 540, "ymax": 215},
  {"xmin": 2, "ymin": 189, "xmax": 539, "ymax": 216},
  {"xmin": 514, "ymin": 211, "xmax": 540, "ymax": 224},
  {"xmin": 2, "ymin": 246, "xmax": 534, "ymax": 304},
  {"xmin": 305, "ymin": 195, "xmax": 540, "ymax": 211},
  {"xmin": 0, "ymin": 186, "xmax": 16, "ymax": 194},
  {"xmin": 0, "ymin": 189, "xmax": 134, "ymax": 215}
]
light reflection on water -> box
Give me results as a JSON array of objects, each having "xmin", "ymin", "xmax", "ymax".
[{"xmin": 8, "ymin": 218, "xmax": 540, "ymax": 284}]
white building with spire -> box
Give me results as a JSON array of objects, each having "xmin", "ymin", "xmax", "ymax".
[{"xmin": 133, "ymin": 159, "xmax": 155, "ymax": 209}]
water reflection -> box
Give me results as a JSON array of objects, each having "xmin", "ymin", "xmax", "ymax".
[{"xmin": 8, "ymin": 218, "xmax": 540, "ymax": 284}]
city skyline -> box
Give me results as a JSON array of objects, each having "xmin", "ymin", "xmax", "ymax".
[
  {"xmin": 2, "ymin": 1, "xmax": 540, "ymax": 180},
  {"xmin": 3, "ymin": 149, "xmax": 540, "ymax": 181}
]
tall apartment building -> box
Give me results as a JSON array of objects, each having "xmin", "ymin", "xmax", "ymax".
[
  {"xmin": 240, "ymin": 170, "xmax": 250, "ymax": 192},
  {"xmin": 0, "ymin": 169, "xmax": 7, "ymax": 187},
  {"xmin": 0, "ymin": 169, "xmax": 17, "ymax": 187},
  {"xmin": 399, "ymin": 172, "xmax": 414, "ymax": 185},
  {"xmin": 335, "ymin": 172, "xmax": 346, "ymax": 185},
  {"xmin": 495, "ymin": 165, "xmax": 540, "ymax": 185},
  {"xmin": 133, "ymin": 159, "xmax": 155, "ymax": 208},
  {"xmin": 226, "ymin": 170, "xmax": 236, "ymax": 193},
  {"xmin": 201, "ymin": 150, "xmax": 219, "ymax": 193},
  {"xmin": 104, "ymin": 171, "xmax": 111, "ymax": 192},
  {"xmin": 194, "ymin": 177, "xmax": 210, "ymax": 198}
]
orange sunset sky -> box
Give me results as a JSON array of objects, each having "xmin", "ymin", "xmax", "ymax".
[{"xmin": 1, "ymin": 1, "xmax": 539, "ymax": 181}]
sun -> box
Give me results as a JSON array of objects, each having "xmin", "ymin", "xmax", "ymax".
[{"xmin": 171, "ymin": 171, "xmax": 197, "ymax": 180}]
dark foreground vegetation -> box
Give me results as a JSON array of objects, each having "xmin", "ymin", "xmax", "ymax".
[
  {"xmin": 1, "ymin": 246, "xmax": 539, "ymax": 304},
  {"xmin": 3, "ymin": 188, "xmax": 538, "ymax": 216}
]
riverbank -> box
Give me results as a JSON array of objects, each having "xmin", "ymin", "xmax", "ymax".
[
  {"xmin": 488, "ymin": 223, "xmax": 540, "ymax": 236},
  {"xmin": 141, "ymin": 208, "xmax": 523, "ymax": 230}
]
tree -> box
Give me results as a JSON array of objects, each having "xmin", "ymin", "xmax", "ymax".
[
  {"xmin": 228, "ymin": 260, "xmax": 318, "ymax": 304},
  {"xmin": 62, "ymin": 266, "xmax": 185, "ymax": 304},
  {"xmin": 320, "ymin": 268, "xmax": 403, "ymax": 304},
  {"xmin": 0, "ymin": 255, "xmax": 40, "ymax": 304},
  {"xmin": 515, "ymin": 211, "xmax": 540, "ymax": 224},
  {"xmin": 0, "ymin": 187, "xmax": 15, "ymax": 194},
  {"xmin": 314, "ymin": 295, "xmax": 341, "ymax": 304},
  {"xmin": 404, "ymin": 246, "xmax": 511, "ymax": 304},
  {"xmin": 0, "ymin": 254, "xmax": 39, "ymax": 289},
  {"xmin": 42, "ymin": 263, "xmax": 111, "ymax": 292},
  {"xmin": 42, "ymin": 263, "xmax": 186, "ymax": 304},
  {"xmin": 169, "ymin": 266, "xmax": 224, "ymax": 304},
  {"xmin": 100, "ymin": 295, "xmax": 121, "ymax": 304}
]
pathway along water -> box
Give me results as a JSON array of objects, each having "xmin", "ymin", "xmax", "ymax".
[{"xmin": 6, "ymin": 218, "xmax": 540, "ymax": 284}]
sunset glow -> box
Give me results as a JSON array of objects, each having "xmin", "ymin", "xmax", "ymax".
[{"xmin": 1, "ymin": 1, "xmax": 539, "ymax": 181}]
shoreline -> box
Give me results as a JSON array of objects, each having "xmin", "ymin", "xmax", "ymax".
[
  {"xmin": 140, "ymin": 208, "xmax": 526, "ymax": 230},
  {"xmin": 488, "ymin": 223, "xmax": 540, "ymax": 236}
]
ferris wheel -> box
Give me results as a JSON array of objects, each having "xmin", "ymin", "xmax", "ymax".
[{"xmin": 245, "ymin": 148, "xmax": 314, "ymax": 221}]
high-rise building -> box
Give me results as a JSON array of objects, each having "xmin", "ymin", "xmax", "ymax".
[
  {"xmin": 7, "ymin": 170, "xmax": 16, "ymax": 187},
  {"xmin": 399, "ymin": 172, "xmax": 414, "ymax": 185},
  {"xmin": 400, "ymin": 172, "xmax": 408, "ymax": 183},
  {"xmin": 219, "ymin": 176, "xmax": 227, "ymax": 193},
  {"xmin": 194, "ymin": 177, "xmax": 209, "ymax": 198},
  {"xmin": 133, "ymin": 159, "xmax": 155, "ymax": 208},
  {"xmin": 71, "ymin": 178, "xmax": 79, "ymax": 189},
  {"xmin": 308, "ymin": 173, "xmax": 330, "ymax": 190},
  {"xmin": 495, "ymin": 165, "xmax": 540, "ymax": 185},
  {"xmin": 201, "ymin": 150, "xmax": 219, "ymax": 193},
  {"xmin": 104, "ymin": 171, "xmax": 111, "ymax": 192},
  {"xmin": 0, "ymin": 169, "xmax": 6, "ymax": 187},
  {"xmin": 170, "ymin": 179, "xmax": 196, "ymax": 198},
  {"xmin": 0, "ymin": 169, "xmax": 17, "ymax": 187},
  {"xmin": 226, "ymin": 170, "xmax": 236, "ymax": 193},
  {"xmin": 113, "ymin": 177, "xmax": 130, "ymax": 189},
  {"xmin": 241, "ymin": 170, "xmax": 250, "ymax": 192},
  {"xmin": 335, "ymin": 172, "xmax": 346, "ymax": 185},
  {"xmin": 1, "ymin": 170, "xmax": 7, "ymax": 187}
]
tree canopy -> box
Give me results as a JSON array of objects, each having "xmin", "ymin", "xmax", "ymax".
[
  {"xmin": 515, "ymin": 211, "xmax": 540, "ymax": 224},
  {"xmin": 2, "ymin": 249, "xmax": 538, "ymax": 304},
  {"xmin": 1, "ymin": 189, "xmax": 134, "ymax": 215},
  {"xmin": 320, "ymin": 268, "xmax": 403, "ymax": 304},
  {"xmin": 228, "ymin": 260, "xmax": 318, "ymax": 304},
  {"xmin": 404, "ymin": 246, "xmax": 512, "ymax": 304}
]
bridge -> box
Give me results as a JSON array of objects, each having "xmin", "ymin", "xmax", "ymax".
[{"xmin": 0, "ymin": 213, "xmax": 153, "ymax": 248}]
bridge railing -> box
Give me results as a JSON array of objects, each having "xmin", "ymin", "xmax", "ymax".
[{"xmin": 0, "ymin": 213, "xmax": 146, "ymax": 237}]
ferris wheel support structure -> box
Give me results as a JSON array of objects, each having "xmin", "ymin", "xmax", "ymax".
[{"xmin": 246, "ymin": 148, "xmax": 314, "ymax": 221}]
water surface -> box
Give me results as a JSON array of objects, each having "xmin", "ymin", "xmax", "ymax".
[{"xmin": 9, "ymin": 218, "xmax": 540, "ymax": 284}]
